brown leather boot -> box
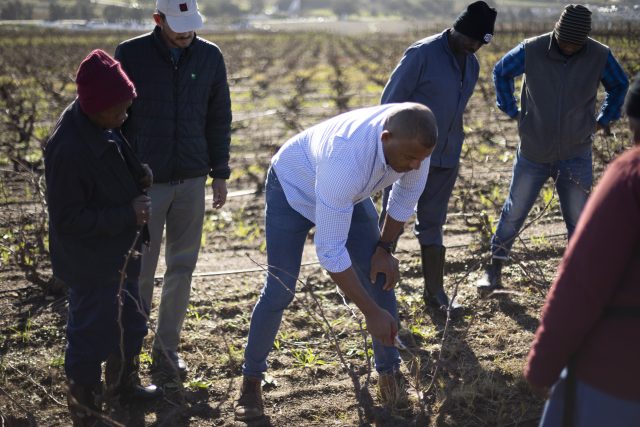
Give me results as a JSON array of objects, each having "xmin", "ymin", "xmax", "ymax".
[
  {"xmin": 66, "ymin": 380, "xmax": 104, "ymax": 427},
  {"xmin": 234, "ymin": 376, "xmax": 264, "ymax": 421},
  {"xmin": 377, "ymin": 371, "xmax": 410, "ymax": 409},
  {"xmin": 105, "ymin": 354, "xmax": 162, "ymax": 401}
]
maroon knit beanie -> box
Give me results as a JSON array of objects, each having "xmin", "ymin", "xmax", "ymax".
[{"xmin": 75, "ymin": 49, "xmax": 136, "ymax": 115}]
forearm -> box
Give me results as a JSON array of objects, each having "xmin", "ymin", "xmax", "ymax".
[
  {"xmin": 379, "ymin": 214, "xmax": 404, "ymax": 243},
  {"xmin": 329, "ymin": 267, "xmax": 379, "ymax": 316}
]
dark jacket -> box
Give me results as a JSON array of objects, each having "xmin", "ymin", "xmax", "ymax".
[
  {"xmin": 45, "ymin": 101, "xmax": 147, "ymax": 289},
  {"xmin": 526, "ymin": 146, "xmax": 640, "ymax": 401},
  {"xmin": 115, "ymin": 27, "xmax": 232, "ymax": 183},
  {"xmin": 381, "ymin": 30, "xmax": 479, "ymax": 168},
  {"xmin": 520, "ymin": 33, "xmax": 609, "ymax": 162}
]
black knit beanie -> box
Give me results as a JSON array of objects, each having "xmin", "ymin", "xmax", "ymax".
[
  {"xmin": 554, "ymin": 4, "xmax": 591, "ymax": 45},
  {"xmin": 453, "ymin": 1, "xmax": 498, "ymax": 44},
  {"xmin": 625, "ymin": 74, "xmax": 640, "ymax": 119}
]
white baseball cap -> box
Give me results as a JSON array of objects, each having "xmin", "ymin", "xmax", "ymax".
[{"xmin": 156, "ymin": 0, "xmax": 203, "ymax": 33}]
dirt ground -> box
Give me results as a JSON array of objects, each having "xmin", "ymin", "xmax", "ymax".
[
  {"xmin": 0, "ymin": 27, "xmax": 637, "ymax": 426},
  {"xmin": 0, "ymin": 174, "xmax": 581, "ymax": 426}
]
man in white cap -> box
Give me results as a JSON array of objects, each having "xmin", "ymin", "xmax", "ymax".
[{"xmin": 115, "ymin": 0, "xmax": 232, "ymax": 383}]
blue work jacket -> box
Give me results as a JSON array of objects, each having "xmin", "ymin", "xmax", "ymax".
[{"xmin": 381, "ymin": 30, "xmax": 479, "ymax": 168}]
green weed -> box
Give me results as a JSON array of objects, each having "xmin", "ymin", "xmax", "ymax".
[
  {"xmin": 291, "ymin": 347, "xmax": 327, "ymax": 369},
  {"xmin": 187, "ymin": 377, "xmax": 213, "ymax": 390},
  {"xmin": 10, "ymin": 316, "xmax": 32, "ymax": 343},
  {"xmin": 49, "ymin": 355, "xmax": 64, "ymax": 368},
  {"xmin": 187, "ymin": 304, "xmax": 210, "ymax": 323}
]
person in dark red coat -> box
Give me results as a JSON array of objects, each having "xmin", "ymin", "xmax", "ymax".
[
  {"xmin": 525, "ymin": 74, "xmax": 640, "ymax": 426},
  {"xmin": 45, "ymin": 49, "xmax": 161, "ymax": 426}
]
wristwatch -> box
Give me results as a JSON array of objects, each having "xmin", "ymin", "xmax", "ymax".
[{"xmin": 376, "ymin": 240, "xmax": 394, "ymax": 254}]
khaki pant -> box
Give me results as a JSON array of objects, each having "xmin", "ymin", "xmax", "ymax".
[{"xmin": 138, "ymin": 176, "xmax": 206, "ymax": 353}]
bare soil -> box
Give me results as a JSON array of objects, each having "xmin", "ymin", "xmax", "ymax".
[{"xmin": 0, "ymin": 27, "xmax": 637, "ymax": 427}]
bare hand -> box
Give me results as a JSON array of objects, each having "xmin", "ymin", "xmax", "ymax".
[
  {"xmin": 365, "ymin": 307, "xmax": 397, "ymax": 347},
  {"xmin": 211, "ymin": 179, "xmax": 227, "ymax": 209},
  {"xmin": 140, "ymin": 163, "xmax": 153, "ymax": 189},
  {"xmin": 369, "ymin": 247, "xmax": 400, "ymax": 291},
  {"xmin": 132, "ymin": 195, "xmax": 151, "ymax": 226}
]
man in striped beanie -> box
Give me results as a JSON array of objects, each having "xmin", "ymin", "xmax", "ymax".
[
  {"xmin": 477, "ymin": 4, "xmax": 629, "ymax": 295},
  {"xmin": 554, "ymin": 4, "xmax": 593, "ymax": 48}
]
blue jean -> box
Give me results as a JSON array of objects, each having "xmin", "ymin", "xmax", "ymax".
[
  {"xmin": 539, "ymin": 370, "xmax": 640, "ymax": 427},
  {"xmin": 491, "ymin": 149, "xmax": 592, "ymax": 259},
  {"xmin": 65, "ymin": 280, "xmax": 147, "ymax": 385},
  {"xmin": 242, "ymin": 168, "xmax": 401, "ymax": 377}
]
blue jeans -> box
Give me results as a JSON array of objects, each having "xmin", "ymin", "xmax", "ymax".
[
  {"xmin": 243, "ymin": 168, "xmax": 401, "ymax": 377},
  {"xmin": 540, "ymin": 371, "xmax": 640, "ymax": 427},
  {"xmin": 491, "ymin": 149, "xmax": 592, "ymax": 259}
]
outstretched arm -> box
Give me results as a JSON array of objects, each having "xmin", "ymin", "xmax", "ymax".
[{"xmin": 329, "ymin": 268, "xmax": 397, "ymax": 346}]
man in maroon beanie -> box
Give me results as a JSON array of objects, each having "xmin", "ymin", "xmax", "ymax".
[{"xmin": 45, "ymin": 49, "xmax": 161, "ymax": 426}]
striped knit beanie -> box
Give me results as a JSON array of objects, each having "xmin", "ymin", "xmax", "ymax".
[
  {"xmin": 554, "ymin": 4, "xmax": 592, "ymax": 45},
  {"xmin": 625, "ymin": 74, "xmax": 640, "ymax": 119}
]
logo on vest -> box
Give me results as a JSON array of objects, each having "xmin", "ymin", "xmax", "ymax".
[{"xmin": 484, "ymin": 33, "xmax": 493, "ymax": 43}]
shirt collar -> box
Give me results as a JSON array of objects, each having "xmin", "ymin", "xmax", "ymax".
[
  {"xmin": 375, "ymin": 121, "xmax": 389, "ymax": 171},
  {"xmin": 441, "ymin": 29, "xmax": 471, "ymax": 69}
]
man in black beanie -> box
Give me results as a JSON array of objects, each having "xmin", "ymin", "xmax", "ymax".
[
  {"xmin": 380, "ymin": 1, "xmax": 497, "ymax": 316},
  {"xmin": 477, "ymin": 4, "xmax": 629, "ymax": 295}
]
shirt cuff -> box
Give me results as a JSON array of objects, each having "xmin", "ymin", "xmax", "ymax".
[
  {"xmin": 386, "ymin": 202, "xmax": 414, "ymax": 223},
  {"xmin": 317, "ymin": 248, "xmax": 352, "ymax": 273}
]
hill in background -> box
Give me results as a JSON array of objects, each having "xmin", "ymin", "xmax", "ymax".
[{"xmin": 1, "ymin": 0, "xmax": 637, "ymax": 24}]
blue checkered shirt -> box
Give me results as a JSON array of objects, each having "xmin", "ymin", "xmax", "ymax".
[{"xmin": 271, "ymin": 104, "xmax": 431, "ymax": 272}]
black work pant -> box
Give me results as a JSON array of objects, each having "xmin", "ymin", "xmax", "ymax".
[{"xmin": 65, "ymin": 280, "xmax": 147, "ymax": 385}]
